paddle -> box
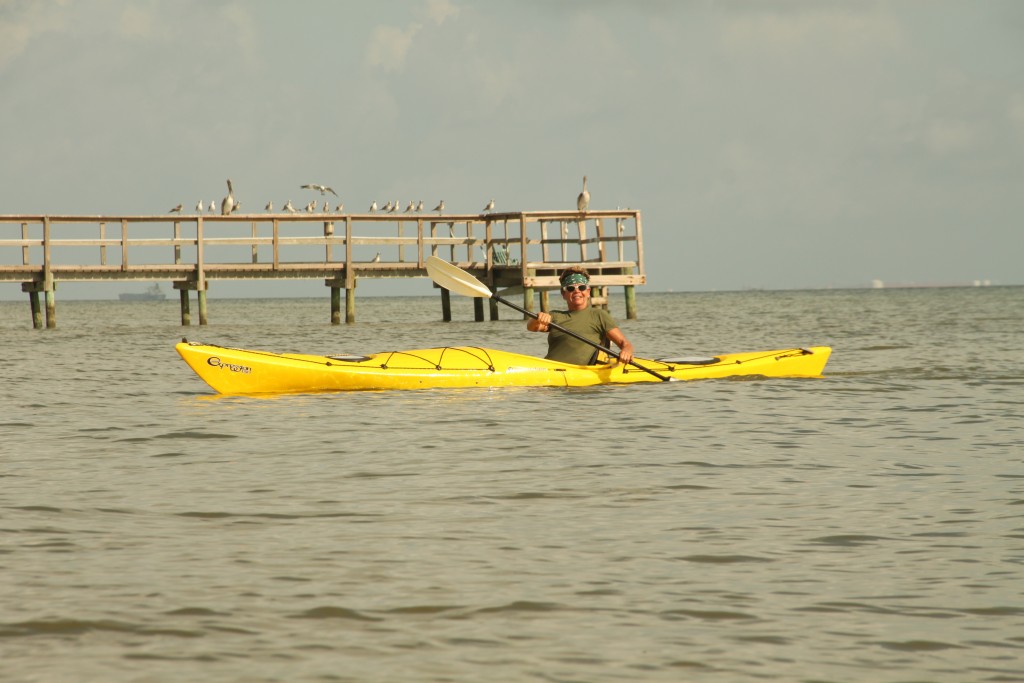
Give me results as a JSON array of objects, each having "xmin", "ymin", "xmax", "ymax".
[{"xmin": 425, "ymin": 256, "xmax": 672, "ymax": 382}]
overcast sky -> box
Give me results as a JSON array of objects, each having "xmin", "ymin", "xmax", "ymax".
[{"xmin": 1, "ymin": 0, "xmax": 1022, "ymax": 298}]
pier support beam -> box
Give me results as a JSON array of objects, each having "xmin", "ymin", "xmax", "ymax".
[
  {"xmin": 44, "ymin": 289, "xmax": 56, "ymax": 328},
  {"xmin": 197, "ymin": 290, "xmax": 208, "ymax": 325},
  {"xmin": 330, "ymin": 285, "xmax": 341, "ymax": 325},
  {"xmin": 473, "ymin": 297, "xmax": 484, "ymax": 322},
  {"xmin": 624, "ymin": 285, "xmax": 637, "ymax": 320},
  {"xmin": 179, "ymin": 289, "xmax": 191, "ymax": 326},
  {"xmin": 440, "ymin": 287, "xmax": 452, "ymax": 322},
  {"xmin": 22, "ymin": 282, "xmax": 44, "ymax": 329},
  {"xmin": 345, "ymin": 283, "xmax": 356, "ymax": 324},
  {"xmin": 540, "ymin": 290, "xmax": 550, "ymax": 313},
  {"xmin": 523, "ymin": 287, "xmax": 534, "ymax": 320}
]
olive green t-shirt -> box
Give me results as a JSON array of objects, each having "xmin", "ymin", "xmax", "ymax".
[{"xmin": 545, "ymin": 307, "xmax": 619, "ymax": 365}]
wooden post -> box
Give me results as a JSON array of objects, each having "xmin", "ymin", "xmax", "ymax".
[
  {"xmin": 253, "ymin": 222, "xmax": 260, "ymax": 263},
  {"xmin": 99, "ymin": 222, "xmax": 107, "ymax": 265},
  {"xmin": 489, "ymin": 297, "xmax": 499, "ymax": 321},
  {"xmin": 473, "ymin": 297, "xmax": 484, "ymax": 322},
  {"xmin": 523, "ymin": 286, "xmax": 534, "ymax": 320},
  {"xmin": 45, "ymin": 288, "xmax": 56, "ymax": 328},
  {"xmin": 196, "ymin": 217, "xmax": 207, "ymax": 324},
  {"xmin": 441, "ymin": 287, "xmax": 452, "ymax": 322},
  {"xmin": 120, "ymin": 219, "xmax": 128, "ymax": 270},
  {"xmin": 540, "ymin": 290, "xmax": 549, "ymax": 313},
  {"xmin": 344, "ymin": 284, "xmax": 356, "ymax": 325},
  {"xmin": 21, "ymin": 222, "xmax": 29, "ymax": 265},
  {"xmin": 197, "ymin": 287, "xmax": 208, "ymax": 325},
  {"xmin": 624, "ymin": 284, "xmax": 637, "ymax": 320},
  {"xmin": 29, "ymin": 290, "xmax": 42, "ymax": 329},
  {"xmin": 330, "ymin": 284, "xmax": 341, "ymax": 325},
  {"xmin": 179, "ymin": 288, "xmax": 191, "ymax": 326}
]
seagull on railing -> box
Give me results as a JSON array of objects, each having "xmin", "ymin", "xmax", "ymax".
[
  {"xmin": 283, "ymin": 199, "xmax": 296, "ymax": 213},
  {"xmin": 577, "ymin": 175, "xmax": 590, "ymax": 212},
  {"xmin": 169, "ymin": 204, "xmax": 183, "ymax": 213},
  {"xmin": 433, "ymin": 200, "xmax": 445, "ymax": 213},
  {"xmin": 482, "ymin": 199, "xmax": 494, "ymax": 213},
  {"xmin": 371, "ymin": 252, "xmax": 381, "ymax": 263},
  {"xmin": 416, "ymin": 200, "xmax": 424, "ymax": 212},
  {"xmin": 306, "ymin": 200, "xmax": 316, "ymax": 212},
  {"xmin": 369, "ymin": 201, "xmax": 378, "ymax": 213},
  {"xmin": 220, "ymin": 179, "xmax": 237, "ymax": 215},
  {"xmin": 388, "ymin": 200, "xmax": 398, "ymax": 213},
  {"xmin": 323, "ymin": 201, "xmax": 330, "ymax": 212},
  {"xmin": 265, "ymin": 200, "xmax": 273, "ymax": 211},
  {"xmin": 209, "ymin": 200, "xmax": 216, "ymax": 213},
  {"xmin": 335, "ymin": 202, "xmax": 344, "ymax": 212},
  {"xmin": 405, "ymin": 201, "xmax": 415, "ymax": 212},
  {"xmin": 381, "ymin": 200, "xmax": 392, "ymax": 212},
  {"xmin": 195, "ymin": 200, "xmax": 204, "ymax": 212}
]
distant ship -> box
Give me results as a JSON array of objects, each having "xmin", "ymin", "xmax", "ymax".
[{"xmin": 119, "ymin": 283, "xmax": 167, "ymax": 301}]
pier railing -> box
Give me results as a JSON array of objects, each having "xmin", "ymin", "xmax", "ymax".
[{"xmin": 0, "ymin": 210, "xmax": 644, "ymax": 327}]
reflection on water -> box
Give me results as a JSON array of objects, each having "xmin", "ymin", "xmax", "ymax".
[{"xmin": 1, "ymin": 287, "xmax": 1022, "ymax": 682}]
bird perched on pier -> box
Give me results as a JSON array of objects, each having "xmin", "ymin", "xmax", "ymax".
[
  {"xmin": 220, "ymin": 179, "xmax": 236, "ymax": 215},
  {"xmin": 305, "ymin": 200, "xmax": 316, "ymax": 212},
  {"xmin": 195, "ymin": 200, "xmax": 204, "ymax": 212},
  {"xmin": 301, "ymin": 183, "xmax": 337, "ymax": 196},
  {"xmin": 323, "ymin": 201, "xmax": 330, "ymax": 212},
  {"xmin": 404, "ymin": 201, "xmax": 415, "ymax": 212},
  {"xmin": 388, "ymin": 201, "xmax": 398, "ymax": 214},
  {"xmin": 433, "ymin": 200, "xmax": 445, "ymax": 213},
  {"xmin": 335, "ymin": 203, "xmax": 344, "ymax": 212},
  {"xmin": 369, "ymin": 201, "xmax": 378, "ymax": 213},
  {"xmin": 577, "ymin": 175, "xmax": 590, "ymax": 212},
  {"xmin": 169, "ymin": 204, "xmax": 183, "ymax": 213},
  {"xmin": 482, "ymin": 199, "xmax": 494, "ymax": 213},
  {"xmin": 371, "ymin": 252, "xmax": 381, "ymax": 263},
  {"xmin": 209, "ymin": 200, "xmax": 216, "ymax": 213},
  {"xmin": 283, "ymin": 200, "xmax": 296, "ymax": 213},
  {"xmin": 265, "ymin": 200, "xmax": 273, "ymax": 212},
  {"xmin": 416, "ymin": 200, "xmax": 424, "ymax": 212},
  {"xmin": 381, "ymin": 200, "xmax": 392, "ymax": 213}
]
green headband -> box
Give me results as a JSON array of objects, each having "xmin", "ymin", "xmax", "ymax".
[{"xmin": 560, "ymin": 272, "xmax": 589, "ymax": 287}]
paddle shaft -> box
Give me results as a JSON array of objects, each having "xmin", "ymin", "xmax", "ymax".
[{"xmin": 492, "ymin": 294, "xmax": 671, "ymax": 382}]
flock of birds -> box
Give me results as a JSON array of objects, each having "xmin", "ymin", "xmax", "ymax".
[{"xmin": 169, "ymin": 177, "xmax": 592, "ymax": 217}]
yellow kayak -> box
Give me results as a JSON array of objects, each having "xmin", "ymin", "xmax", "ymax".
[{"xmin": 176, "ymin": 340, "xmax": 831, "ymax": 395}]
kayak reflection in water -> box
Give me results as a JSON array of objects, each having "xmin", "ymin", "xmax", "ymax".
[{"xmin": 527, "ymin": 266, "xmax": 635, "ymax": 366}]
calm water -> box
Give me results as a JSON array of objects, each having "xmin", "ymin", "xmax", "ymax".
[{"xmin": 2, "ymin": 288, "xmax": 1022, "ymax": 682}]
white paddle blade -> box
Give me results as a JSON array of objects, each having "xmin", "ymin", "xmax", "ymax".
[{"xmin": 425, "ymin": 256, "xmax": 493, "ymax": 299}]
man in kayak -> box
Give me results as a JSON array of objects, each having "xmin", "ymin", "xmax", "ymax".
[{"xmin": 527, "ymin": 266, "xmax": 635, "ymax": 366}]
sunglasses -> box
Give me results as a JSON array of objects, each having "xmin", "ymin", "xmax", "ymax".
[{"xmin": 562, "ymin": 284, "xmax": 590, "ymax": 293}]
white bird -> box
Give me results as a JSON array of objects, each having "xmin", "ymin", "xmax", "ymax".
[
  {"xmin": 369, "ymin": 201, "xmax": 378, "ymax": 213},
  {"xmin": 209, "ymin": 200, "xmax": 216, "ymax": 213},
  {"xmin": 482, "ymin": 199, "xmax": 494, "ymax": 212},
  {"xmin": 305, "ymin": 200, "xmax": 316, "ymax": 212},
  {"xmin": 381, "ymin": 200, "xmax": 392, "ymax": 212},
  {"xmin": 323, "ymin": 201, "xmax": 330, "ymax": 212},
  {"xmin": 416, "ymin": 200, "xmax": 424, "ymax": 212},
  {"xmin": 577, "ymin": 175, "xmax": 590, "ymax": 212},
  {"xmin": 195, "ymin": 200, "xmax": 204, "ymax": 212},
  {"xmin": 301, "ymin": 183, "xmax": 338, "ymax": 196},
  {"xmin": 404, "ymin": 201, "xmax": 415, "ymax": 212},
  {"xmin": 169, "ymin": 204, "xmax": 183, "ymax": 213},
  {"xmin": 335, "ymin": 203, "xmax": 344, "ymax": 212},
  {"xmin": 220, "ymin": 179, "xmax": 235, "ymax": 216},
  {"xmin": 388, "ymin": 200, "xmax": 398, "ymax": 213},
  {"xmin": 433, "ymin": 200, "xmax": 445, "ymax": 213},
  {"xmin": 265, "ymin": 200, "xmax": 273, "ymax": 211},
  {"xmin": 233, "ymin": 201, "xmax": 241, "ymax": 213},
  {"xmin": 283, "ymin": 199, "xmax": 296, "ymax": 213},
  {"xmin": 371, "ymin": 252, "xmax": 381, "ymax": 263}
]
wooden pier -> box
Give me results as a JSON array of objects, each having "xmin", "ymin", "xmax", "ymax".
[{"xmin": 0, "ymin": 210, "xmax": 646, "ymax": 328}]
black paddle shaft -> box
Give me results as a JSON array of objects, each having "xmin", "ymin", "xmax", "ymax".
[{"xmin": 493, "ymin": 295, "xmax": 671, "ymax": 382}]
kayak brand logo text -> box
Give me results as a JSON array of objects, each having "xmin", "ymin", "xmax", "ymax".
[{"xmin": 207, "ymin": 357, "xmax": 252, "ymax": 374}]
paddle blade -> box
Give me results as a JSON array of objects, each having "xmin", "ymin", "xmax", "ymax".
[{"xmin": 426, "ymin": 256, "xmax": 494, "ymax": 299}]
